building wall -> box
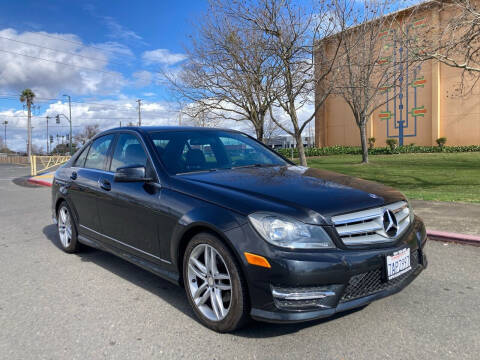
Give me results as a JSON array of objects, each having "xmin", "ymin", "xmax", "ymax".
[{"xmin": 315, "ymin": 4, "xmax": 480, "ymax": 147}]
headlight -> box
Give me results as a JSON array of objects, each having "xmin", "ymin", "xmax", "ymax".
[{"xmin": 248, "ymin": 212, "xmax": 335, "ymax": 249}]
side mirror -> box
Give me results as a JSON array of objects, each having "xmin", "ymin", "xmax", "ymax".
[{"xmin": 114, "ymin": 165, "xmax": 152, "ymax": 182}]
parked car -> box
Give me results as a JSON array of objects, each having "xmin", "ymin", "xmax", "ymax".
[{"xmin": 52, "ymin": 126, "xmax": 428, "ymax": 332}]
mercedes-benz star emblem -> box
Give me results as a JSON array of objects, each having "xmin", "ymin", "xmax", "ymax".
[{"xmin": 383, "ymin": 209, "xmax": 398, "ymax": 237}]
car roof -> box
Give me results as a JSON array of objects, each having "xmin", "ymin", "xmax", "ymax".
[{"xmin": 106, "ymin": 126, "xmax": 241, "ymax": 134}]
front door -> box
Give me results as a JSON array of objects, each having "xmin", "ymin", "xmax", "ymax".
[{"xmin": 96, "ymin": 132, "xmax": 169, "ymax": 261}]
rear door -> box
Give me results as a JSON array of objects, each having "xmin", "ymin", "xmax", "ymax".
[{"xmin": 68, "ymin": 134, "xmax": 114, "ymax": 239}]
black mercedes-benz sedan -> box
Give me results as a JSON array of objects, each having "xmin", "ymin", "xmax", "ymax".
[{"xmin": 52, "ymin": 126, "xmax": 427, "ymax": 332}]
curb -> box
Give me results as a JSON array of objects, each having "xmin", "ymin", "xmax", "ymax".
[
  {"xmin": 427, "ymin": 230, "xmax": 480, "ymax": 246},
  {"xmin": 27, "ymin": 178, "xmax": 53, "ymax": 187}
]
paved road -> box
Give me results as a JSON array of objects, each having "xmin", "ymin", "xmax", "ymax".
[{"xmin": 1, "ymin": 164, "xmax": 479, "ymax": 360}]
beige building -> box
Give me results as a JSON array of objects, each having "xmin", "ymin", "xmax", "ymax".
[{"xmin": 315, "ymin": 2, "xmax": 480, "ymax": 147}]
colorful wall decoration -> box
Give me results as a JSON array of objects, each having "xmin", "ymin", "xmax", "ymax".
[{"xmin": 379, "ymin": 20, "xmax": 427, "ymax": 146}]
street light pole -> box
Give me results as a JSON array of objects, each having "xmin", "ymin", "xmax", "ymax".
[
  {"xmin": 55, "ymin": 113, "xmax": 72, "ymax": 155},
  {"xmin": 136, "ymin": 99, "xmax": 142, "ymax": 126},
  {"xmin": 63, "ymin": 94, "xmax": 72, "ymax": 155},
  {"xmin": 2, "ymin": 120, "xmax": 7, "ymax": 149},
  {"xmin": 46, "ymin": 116, "xmax": 50, "ymax": 154}
]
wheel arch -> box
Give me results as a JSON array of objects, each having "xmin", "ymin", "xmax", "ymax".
[{"xmin": 174, "ymin": 222, "xmax": 245, "ymax": 288}]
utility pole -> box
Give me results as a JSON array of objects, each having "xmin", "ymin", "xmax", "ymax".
[
  {"xmin": 63, "ymin": 94, "xmax": 72, "ymax": 155},
  {"xmin": 178, "ymin": 111, "xmax": 182, "ymax": 126},
  {"xmin": 1, "ymin": 120, "xmax": 7, "ymax": 149},
  {"xmin": 46, "ymin": 116, "xmax": 50, "ymax": 154},
  {"xmin": 136, "ymin": 99, "xmax": 142, "ymax": 126}
]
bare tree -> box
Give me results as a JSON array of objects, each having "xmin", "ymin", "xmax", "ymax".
[
  {"xmin": 74, "ymin": 124, "xmax": 100, "ymax": 145},
  {"xmin": 163, "ymin": 0, "xmax": 280, "ymax": 142},
  {"xmin": 230, "ymin": 0, "xmax": 342, "ymax": 166},
  {"xmin": 330, "ymin": 0, "xmax": 416, "ymax": 163},
  {"xmin": 181, "ymin": 104, "xmax": 223, "ymax": 128},
  {"xmin": 262, "ymin": 115, "xmax": 284, "ymax": 144},
  {"xmin": 410, "ymin": 0, "xmax": 480, "ymax": 94}
]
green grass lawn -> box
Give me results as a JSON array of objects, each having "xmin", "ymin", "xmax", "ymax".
[{"xmin": 300, "ymin": 152, "xmax": 480, "ymax": 203}]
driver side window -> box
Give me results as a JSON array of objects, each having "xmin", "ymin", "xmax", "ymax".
[
  {"xmin": 110, "ymin": 133, "xmax": 148, "ymax": 172},
  {"xmin": 84, "ymin": 135, "xmax": 114, "ymax": 170}
]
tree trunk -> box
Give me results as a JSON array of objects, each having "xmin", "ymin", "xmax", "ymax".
[
  {"xmin": 359, "ymin": 122, "xmax": 368, "ymax": 164},
  {"xmin": 295, "ymin": 134, "xmax": 307, "ymax": 167},
  {"xmin": 27, "ymin": 101, "xmax": 32, "ymax": 163},
  {"xmin": 255, "ymin": 126, "xmax": 264, "ymax": 143}
]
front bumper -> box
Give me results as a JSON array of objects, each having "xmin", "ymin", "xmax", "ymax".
[{"xmin": 226, "ymin": 215, "xmax": 428, "ymax": 323}]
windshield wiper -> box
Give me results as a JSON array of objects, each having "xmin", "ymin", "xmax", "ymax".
[
  {"xmin": 176, "ymin": 168, "xmax": 220, "ymax": 175},
  {"xmin": 231, "ymin": 164, "xmax": 275, "ymax": 169}
]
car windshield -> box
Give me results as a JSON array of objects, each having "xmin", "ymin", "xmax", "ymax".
[{"xmin": 148, "ymin": 130, "xmax": 287, "ymax": 175}]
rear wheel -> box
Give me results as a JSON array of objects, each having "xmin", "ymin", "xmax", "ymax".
[
  {"xmin": 57, "ymin": 201, "xmax": 80, "ymax": 253},
  {"xmin": 183, "ymin": 232, "xmax": 248, "ymax": 332}
]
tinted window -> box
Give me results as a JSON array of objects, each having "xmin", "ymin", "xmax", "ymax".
[
  {"xmin": 110, "ymin": 133, "xmax": 148, "ymax": 171},
  {"xmin": 148, "ymin": 130, "xmax": 286, "ymax": 174},
  {"xmin": 74, "ymin": 145, "xmax": 90, "ymax": 167},
  {"xmin": 84, "ymin": 135, "xmax": 114, "ymax": 170}
]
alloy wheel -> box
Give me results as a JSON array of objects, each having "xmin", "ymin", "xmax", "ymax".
[
  {"xmin": 187, "ymin": 244, "xmax": 232, "ymax": 321},
  {"xmin": 58, "ymin": 206, "xmax": 73, "ymax": 248}
]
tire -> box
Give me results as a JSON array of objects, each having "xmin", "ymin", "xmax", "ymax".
[
  {"xmin": 57, "ymin": 201, "xmax": 80, "ymax": 253},
  {"xmin": 183, "ymin": 232, "xmax": 249, "ymax": 332}
]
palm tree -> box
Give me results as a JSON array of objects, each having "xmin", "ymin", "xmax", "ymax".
[{"xmin": 20, "ymin": 89, "xmax": 35, "ymax": 160}]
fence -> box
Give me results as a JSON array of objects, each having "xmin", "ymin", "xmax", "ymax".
[
  {"xmin": 30, "ymin": 155, "xmax": 71, "ymax": 176},
  {"xmin": 0, "ymin": 155, "xmax": 30, "ymax": 165}
]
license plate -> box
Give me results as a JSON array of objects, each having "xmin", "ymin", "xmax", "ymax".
[{"xmin": 386, "ymin": 248, "xmax": 411, "ymax": 280}]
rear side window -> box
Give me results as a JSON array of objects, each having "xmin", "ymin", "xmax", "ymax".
[
  {"xmin": 73, "ymin": 145, "xmax": 90, "ymax": 168},
  {"xmin": 84, "ymin": 135, "xmax": 114, "ymax": 170},
  {"xmin": 110, "ymin": 133, "xmax": 148, "ymax": 171}
]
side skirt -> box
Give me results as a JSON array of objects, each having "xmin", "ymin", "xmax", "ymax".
[{"xmin": 78, "ymin": 234, "xmax": 181, "ymax": 286}]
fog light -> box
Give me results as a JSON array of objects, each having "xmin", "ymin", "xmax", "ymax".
[{"xmin": 271, "ymin": 285, "xmax": 342, "ymax": 310}]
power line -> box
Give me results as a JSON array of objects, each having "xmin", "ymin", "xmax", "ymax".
[
  {"xmin": 0, "ymin": 35, "xmax": 128, "ymax": 68},
  {"xmin": 0, "ymin": 22, "xmax": 135, "ymax": 58},
  {"xmin": 0, "ymin": 48, "xmax": 120, "ymax": 75}
]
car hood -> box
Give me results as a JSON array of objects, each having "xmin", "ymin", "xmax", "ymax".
[{"xmin": 173, "ymin": 165, "xmax": 405, "ymax": 224}]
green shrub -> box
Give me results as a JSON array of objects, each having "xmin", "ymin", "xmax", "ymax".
[
  {"xmin": 385, "ymin": 138, "xmax": 398, "ymax": 152},
  {"xmin": 368, "ymin": 137, "xmax": 376, "ymax": 149},
  {"xmin": 275, "ymin": 144, "xmax": 480, "ymax": 158},
  {"xmin": 436, "ymin": 137, "xmax": 447, "ymax": 149}
]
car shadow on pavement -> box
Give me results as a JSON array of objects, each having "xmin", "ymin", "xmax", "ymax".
[
  {"xmin": 42, "ymin": 224, "xmax": 363, "ymax": 338},
  {"xmin": 42, "ymin": 224, "xmax": 194, "ymax": 318}
]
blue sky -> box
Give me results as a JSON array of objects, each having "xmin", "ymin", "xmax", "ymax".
[
  {"xmin": 0, "ymin": 0, "xmax": 209, "ymax": 151},
  {"xmin": 0, "ymin": 0, "xmax": 419, "ymax": 152}
]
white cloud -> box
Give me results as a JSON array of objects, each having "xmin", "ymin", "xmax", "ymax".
[
  {"xmin": 132, "ymin": 70, "xmax": 153, "ymax": 87},
  {"xmin": 0, "ymin": 28, "xmax": 127, "ymax": 98},
  {"xmin": 83, "ymin": 3, "xmax": 146, "ymax": 46},
  {"xmin": 0, "ymin": 98, "xmax": 181, "ymax": 152},
  {"xmin": 102, "ymin": 16, "xmax": 146, "ymax": 44},
  {"xmin": 142, "ymin": 49, "xmax": 187, "ymax": 66}
]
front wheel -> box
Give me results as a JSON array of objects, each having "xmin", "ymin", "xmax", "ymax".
[{"xmin": 183, "ymin": 233, "xmax": 248, "ymax": 332}]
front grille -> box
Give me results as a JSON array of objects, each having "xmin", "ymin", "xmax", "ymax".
[
  {"xmin": 331, "ymin": 201, "xmax": 410, "ymax": 246},
  {"xmin": 340, "ymin": 250, "xmax": 419, "ymax": 302}
]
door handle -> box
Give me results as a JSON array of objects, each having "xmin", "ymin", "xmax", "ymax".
[
  {"xmin": 70, "ymin": 171, "xmax": 77, "ymax": 180},
  {"xmin": 98, "ymin": 179, "xmax": 111, "ymax": 191}
]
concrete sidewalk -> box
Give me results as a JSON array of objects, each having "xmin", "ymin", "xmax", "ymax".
[{"xmin": 411, "ymin": 200, "xmax": 480, "ymax": 237}]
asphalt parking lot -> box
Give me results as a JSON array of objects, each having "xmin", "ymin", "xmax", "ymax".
[{"xmin": 1, "ymin": 164, "xmax": 479, "ymax": 360}]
